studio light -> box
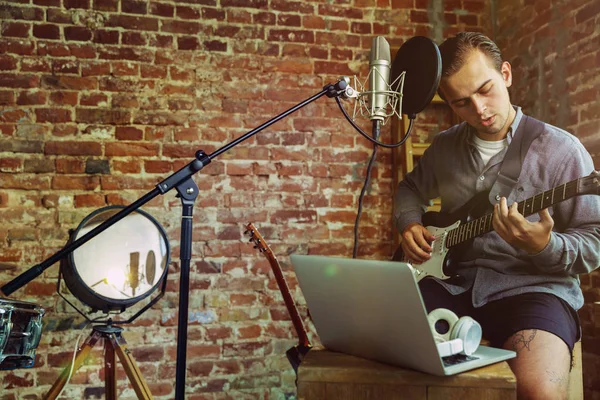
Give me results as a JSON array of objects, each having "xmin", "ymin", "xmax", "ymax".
[{"xmin": 58, "ymin": 206, "xmax": 170, "ymax": 319}]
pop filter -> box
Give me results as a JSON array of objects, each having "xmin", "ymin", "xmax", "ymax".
[{"xmin": 391, "ymin": 36, "xmax": 441, "ymax": 118}]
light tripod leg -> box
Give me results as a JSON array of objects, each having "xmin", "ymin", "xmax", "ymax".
[
  {"xmin": 105, "ymin": 335, "xmax": 117, "ymax": 400},
  {"xmin": 44, "ymin": 330, "xmax": 103, "ymax": 400},
  {"xmin": 108, "ymin": 331, "xmax": 153, "ymax": 400}
]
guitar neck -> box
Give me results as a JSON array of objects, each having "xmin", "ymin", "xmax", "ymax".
[
  {"xmin": 264, "ymin": 252, "xmax": 311, "ymax": 348},
  {"xmin": 446, "ymin": 177, "xmax": 582, "ymax": 248}
]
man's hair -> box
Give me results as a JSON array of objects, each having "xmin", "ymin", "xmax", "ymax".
[{"xmin": 439, "ymin": 32, "xmax": 503, "ymax": 77}]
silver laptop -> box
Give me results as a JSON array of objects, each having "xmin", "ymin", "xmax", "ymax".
[{"xmin": 290, "ymin": 254, "xmax": 516, "ymax": 376}]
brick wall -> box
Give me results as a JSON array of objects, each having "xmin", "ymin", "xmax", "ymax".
[
  {"xmin": 495, "ymin": 0, "xmax": 600, "ymax": 398},
  {"xmin": 0, "ymin": 1, "xmax": 489, "ymax": 398}
]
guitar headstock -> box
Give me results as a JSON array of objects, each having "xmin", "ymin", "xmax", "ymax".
[
  {"xmin": 578, "ymin": 170, "xmax": 600, "ymax": 195},
  {"xmin": 244, "ymin": 223, "xmax": 274, "ymax": 256}
]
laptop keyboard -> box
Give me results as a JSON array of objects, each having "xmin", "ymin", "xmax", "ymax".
[{"xmin": 442, "ymin": 353, "xmax": 479, "ymax": 367}]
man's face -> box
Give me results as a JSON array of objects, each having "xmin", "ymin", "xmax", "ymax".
[{"xmin": 439, "ymin": 50, "xmax": 515, "ymax": 141}]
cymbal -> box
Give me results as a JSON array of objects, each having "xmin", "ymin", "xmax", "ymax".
[{"xmin": 0, "ymin": 263, "xmax": 17, "ymax": 270}]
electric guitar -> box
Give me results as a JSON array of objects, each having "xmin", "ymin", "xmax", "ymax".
[
  {"xmin": 244, "ymin": 223, "xmax": 311, "ymax": 374},
  {"xmin": 395, "ymin": 171, "xmax": 600, "ymax": 281}
]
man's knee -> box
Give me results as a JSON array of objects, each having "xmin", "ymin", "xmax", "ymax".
[{"xmin": 517, "ymin": 378, "xmax": 568, "ymax": 400}]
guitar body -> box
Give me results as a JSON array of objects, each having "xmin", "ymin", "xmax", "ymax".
[{"xmin": 394, "ymin": 191, "xmax": 493, "ymax": 281}]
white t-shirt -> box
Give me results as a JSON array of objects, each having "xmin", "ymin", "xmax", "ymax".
[{"xmin": 472, "ymin": 135, "xmax": 508, "ymax": 165}]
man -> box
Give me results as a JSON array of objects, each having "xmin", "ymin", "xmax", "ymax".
[{"xmin": 394, "ymin": 32, "xmax": 600, "ymax": 399}]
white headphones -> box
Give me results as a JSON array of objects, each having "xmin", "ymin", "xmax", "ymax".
[{"xmin": 427, "ymin": 308, "xmax": 482, "ymax": 357}]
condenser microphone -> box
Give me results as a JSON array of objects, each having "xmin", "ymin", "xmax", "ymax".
[
  {"xmin": 367, "ymin": 36, "xmax": 391, "ymax": 122},
  {"xmin": 334, "ymin": 35, "xmax": 440, "ymax": 148},
  {"xmin": 129, "ymin": 251, "xmax": 140, "ymax": 296}
]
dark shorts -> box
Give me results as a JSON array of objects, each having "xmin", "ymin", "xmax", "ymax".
[{"xmin": 418, "ymin": 278, "xmax": 580, "ymax": 353}]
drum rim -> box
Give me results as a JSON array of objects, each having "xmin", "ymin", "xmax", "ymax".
[{"xmin": 62, "ymin": 205, "xmax": 171, "ymax": 312}]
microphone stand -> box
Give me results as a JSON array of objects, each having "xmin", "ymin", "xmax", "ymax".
[{"xmin": 1, "ymin": 78, "xmax": 351, "ymax": 400}]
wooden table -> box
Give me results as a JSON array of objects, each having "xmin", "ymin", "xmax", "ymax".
[{"xmin": 297, "ymin": 349, "xmax": 517, "ymax": 400}]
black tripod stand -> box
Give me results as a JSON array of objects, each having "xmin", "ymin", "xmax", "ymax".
[{"xmin": 44, "ymin": 323, "xmax": 152, "ymax": 400}]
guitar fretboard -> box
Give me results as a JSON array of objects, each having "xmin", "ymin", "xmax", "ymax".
[{"xmin": 445, "ymin": 177, "xmax": 581, "ymax": 248}]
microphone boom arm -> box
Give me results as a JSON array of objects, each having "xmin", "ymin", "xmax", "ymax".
[{"xmin": 0, "ymin": 77, "xmax": 352, "ymax": 400}]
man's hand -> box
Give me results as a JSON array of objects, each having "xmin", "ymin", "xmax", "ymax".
[
  {"xmin": 492, "ymin": 197, "xmax": 554, "ymax": 254},
  {"xmin": 401, "ymin": 222, "xmax": 436, "ymax": 264}
]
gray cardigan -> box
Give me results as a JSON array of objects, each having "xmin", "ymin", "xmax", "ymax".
[{"xmin": 394, "ymin": 107, "xmax": 600, "ymax": 311}]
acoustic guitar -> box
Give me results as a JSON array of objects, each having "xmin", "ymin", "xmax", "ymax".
[
  {"xmin": 394, "ymin": 171, "xmax": 600, "ymax": 281},
  {"xmin": 244, "ymin": 223, "xmax": 311, "ymax": 374}
]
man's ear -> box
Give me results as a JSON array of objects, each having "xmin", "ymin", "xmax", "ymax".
[{"xmin": 502, "ymin": 61, "xmax": 512, "ymax": 88}]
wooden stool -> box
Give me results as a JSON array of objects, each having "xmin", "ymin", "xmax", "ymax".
[{"xmin": 297, "ymin": 349, "xmax": 517, "ymax": 400}]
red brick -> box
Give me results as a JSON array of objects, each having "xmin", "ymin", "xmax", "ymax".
[
  {"xmin": 75, "ymin": 193, "xmax": 107, "ymax": 208},
  {"xmin": 64, "ymin": 26, "xmax": 92, "ymax": 41},
  {"xmin": 268, "ymin": 29, "xmax": 314, "ymax": 44},
  {"xmin": 204, "ymin": 40, "xmax": 227, "ymax": 52},
  {"xmin": 41, "ymin": 75, "xmax": 97, "ymax": 90},
  {"xmin": 49, "ymin": 91, "xmax": 77, "ymax": 105},
  {"xmin": 106, "ymin": 15, "xmax": 159, "ymax": 31},
  {"xmin": 35, "ymin": 108, "xmax": 72, "ymax": 123},
  {"xmin": 0, "ymin": 38, "xmax": 36, "ymax": 55},
  {"xmin": 1, "ymin": 21, "xmax": 31, "ymax": 37},
  {"xmin": 144, "ymin": 160, "xmax": 172, "ymax": 173},
  {"xmin": 318, "ymin": 4, "xmax": 363, "ymax": 18},
  {"xmin": 93, "ymin": 0, "xmax": 117, "ymax": 11},
  {"xmin": 176, "ymin": 5, "xmax": 201, "ymax": 19},
  {"xmin": 93, "ymin": 29, "xmax": 119, "ymax": 44},
  {"xmin": 202, "ymin": 7, "xmax": 225, "ymax": 20},
  {"xmin": 45, "ymin": 141, "xmax": 102, "ymax": 156},
  {"xmin": 1, "ymin": 5, "xmax": 44, "ymax": 21},
  {"xmin": 34, "ymin": 0, "xmax": 61, "ymax": 5},
  {"xmin": 33, "ymin": 24, "xmax": 60, "ymax": 39},
  {"xmin": 64, "ymin": 0, "xmax": 90, "ymax": 8},
  {"xmin": 148, "ymin": 33, "xmax": 173, "ymax": 47},
  {"xmin": 178, "ymin": 36, "xmax": 200, "ymax": 50},
  {"xmin": 51, "ymin": 59, "xmax": 78, "ymax": 74},
  {"xmin": 75, "ymin": 108, "xmax": 131, "ymax": 124},
  {"xmin": 237, "ymin": 325, "xmax": 262, "ymax": 339},
  {"xmin": 112, "ymin": 159, "xmax": 141, "ymax": 173},
  {"xmin": 122, "ymin": 0, "xmax": 148, "ymax": 14},
  {"xmin": 302, "ymin": 15, "xmax": 325, "ymax": 30},
  {"xmin": 24, "ymin": 281, "xmax": 55, "ymax": 296},
  {"xmin": 272, "ymin": 0, "xmax": 313, "ymax": 12},
  {"xmin": 0, "ymin": 158, "xmax": 22, "ymax": 172},
  {"xmin": 141, "ymin": 64, "xmax": 167, "ymax": 78},
  {"xmin": 1, "ymin": 371, "xmax": 34, "ymax": 389},
  {"xmin": 0, "ymin": 91, "xmax": 14, "ymax": 105},
  {"xmin": 46, "ymin": 8, "xmax": 71, "ymax": 23},
  {"xmin": 17, "ymin": 90, "xmax": 47, "ymax": 105},
  {"xmin": 105, "ymin": 142, "xmax": 159, "ymax": 156},
  {"xmin": 221, "ymin": 0, "xmax": 266, "ymax": 8},
  {"xmin": 121, "ymin": 31, "xmax": 146, "ymax": 46},
  {"xmin": 0, "ymin": 73, "xmax": 39, "ymax": 88},
  {"xmin": 80, "ymin": 92, "xmax": 107, "ymax": 106},
  {"xmin": 149, "ymin": 1, "xmax": 174, "ymax": 17},
  {"xmin": 55, "ymin": 158, "xmax": 85, "ymax": 173},
  {"xmin": 52, "ymin": 175, "xmax": 100, "ymax": 190}
]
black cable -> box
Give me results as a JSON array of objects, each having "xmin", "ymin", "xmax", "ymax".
[
  {"xmin": 336, "ymin": 97, "xmax": 416, "ymax": 258},
  {"xmin": 335, "ymin": 96, "xmax": 414, "ymax": 148},
  {"xmin": 352, "ymin": 121, "xmax": 380, "ymax": 258}
]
